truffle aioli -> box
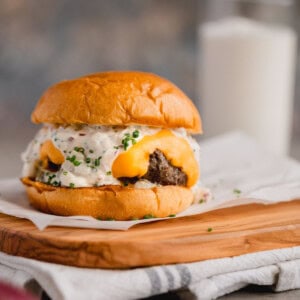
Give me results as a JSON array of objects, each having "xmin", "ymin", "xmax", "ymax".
[{"xmin": 22, "ymin": 125, "xmax": 201, "ymax": 189}]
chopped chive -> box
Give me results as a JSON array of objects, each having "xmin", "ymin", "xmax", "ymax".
[
  {"xmin": 106, "ymin": 171, "xmax": 112, "ymax": 176},
  {"xmin": 122, "ymin": 139, "xmax": 130, "ymax": 150},
  {"xmin": 66, "ymin": 155, "xmax": 75, "ymax": 162},
  {"xmin": 143, "ymin": 214, "xmax": 155, "ymax": 219},
  {"xmin": 69, "ymin": 183, "xmax": 75, "ymax": 188},
  {"xmin": 207, "ymin": 227, "xmax": 213, "ymax": 232},
  {"xmin": 233, "ymin": 188, "xmax": 242, "ymax": 196},
  {"xmin": 74, "ymin": 146, "xmax": 84, "ymax": 154},
  {"xmin": 89, "ymin": 149, "xmax": 94, "ymax": 154},
  {"xmin": 47, "ymin": 174, "xmax": 56, "ymax": 185},
  {"xmin": 94, "ymin": 156, "xmax": 102, "ymax": 167},
  {"xmin": 63, "ymin": 171, "xmax": 68, "ymax": 175},
  {"xmin": 131, "ymin": 217, "xmax": 139, "ymax": 221},
  {"xmin": 66, "ymin": 155, "xmax": 81, "ymax": 166},
  {"xmin": 73, "ymin": 160, "xmax": 81, "ymax": 166},
  {"xmin": 168, "ymin": 214, "xmax": 176, "ymax": 218},
  {"xmin": 132, "ymin": 130, "xmax": 139, "ymax": 138},
  {"xmin": 122, "ymin": 130, "xmax": 140, "ymax": 150},
  {"xmin": 199, "ymin": 199, "xmax": 205, "ymax": 204},
  {"xmin": 85, "ymin": 157, "xmax": 91, "ymax": 163}
]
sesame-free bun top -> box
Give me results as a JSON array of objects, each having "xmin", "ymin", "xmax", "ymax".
[{"xmin": 31, "ymin": 71, "xmax": 202, "ymax": 133}]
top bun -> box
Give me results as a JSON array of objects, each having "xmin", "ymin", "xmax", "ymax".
[{"xmin": 32, "ymin": 71, "xmax": 202, "ymax": 133}]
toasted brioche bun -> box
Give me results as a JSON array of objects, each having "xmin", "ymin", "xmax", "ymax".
[
  {"xmin": 21, "ymin": 177, "xmax": 194, "ymax": 220},
  {"xmin": 31, "ymin": 71, "xmax": 202, "ymax": 133}
]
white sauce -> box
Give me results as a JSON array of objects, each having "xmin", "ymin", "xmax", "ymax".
[{"xmin": 22, "ymin": 125, "xmax": 201, "ymax": 189}]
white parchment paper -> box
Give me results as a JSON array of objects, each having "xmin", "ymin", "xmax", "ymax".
[{"xmin": 0, "ymin": 131, "xmax": 299, "ymax": 230}]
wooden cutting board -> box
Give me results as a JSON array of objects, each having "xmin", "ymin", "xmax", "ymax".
[{"xmin": 0, "ymin": 199, "xmax": 300, "ymax": 269}]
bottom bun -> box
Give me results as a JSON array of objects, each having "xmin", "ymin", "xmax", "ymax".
[{"xmin": 21, "ymin": 177, "xmax": 194, "ymax": 220}]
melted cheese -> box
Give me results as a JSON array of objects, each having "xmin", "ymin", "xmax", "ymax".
[
  {"xmin": 39, "ymin": 140, "xmax": 65, "ymax": 167},
  {"xmin": 112, "ymin": 130, "xmax": 199, "ymax": 187}
]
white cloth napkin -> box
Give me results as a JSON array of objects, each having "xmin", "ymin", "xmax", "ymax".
[{"xmin": 1, "ymin": 247, "xmax": 300, "ymax": 300}]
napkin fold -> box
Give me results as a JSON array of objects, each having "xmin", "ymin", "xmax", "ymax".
[{"xmin": 1, "ymin": 247, "xmax": 300, "ymax": 300}]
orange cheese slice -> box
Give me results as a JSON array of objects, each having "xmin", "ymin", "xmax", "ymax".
[
  {"xmin": 40, "ymin": 140, "xmax": 65, "ymax": 167},
  {"xmin": 112, "ymin": 130, "xmax": 199, "ymax": 187}
]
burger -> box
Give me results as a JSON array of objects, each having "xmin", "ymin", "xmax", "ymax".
[{"xmin": 21, "ymin": 71, "xmax": 208, "ymax": 220}]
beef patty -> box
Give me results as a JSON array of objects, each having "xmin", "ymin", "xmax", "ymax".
[{"xmin": 119, "ymin": 149, "xmax": 187, "ymax": 186}]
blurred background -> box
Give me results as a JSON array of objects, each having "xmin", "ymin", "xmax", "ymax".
[{"xmin": 0, "ymin": 0, "xmax": 299, "ymax": 178}]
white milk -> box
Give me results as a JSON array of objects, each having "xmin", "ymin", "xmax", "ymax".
[{"xmin": 199, "ymin": 17, "xmax": 297, "ymax": 156}]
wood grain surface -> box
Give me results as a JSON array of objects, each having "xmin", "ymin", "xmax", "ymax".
[{"xmin": 0, "ymin": 200, "xmax": 300, "ymax": 269}]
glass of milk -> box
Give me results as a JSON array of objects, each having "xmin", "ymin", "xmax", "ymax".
[{"xmin": 198, "ymin": 0, "xmax": 298, "ymax": 156}]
